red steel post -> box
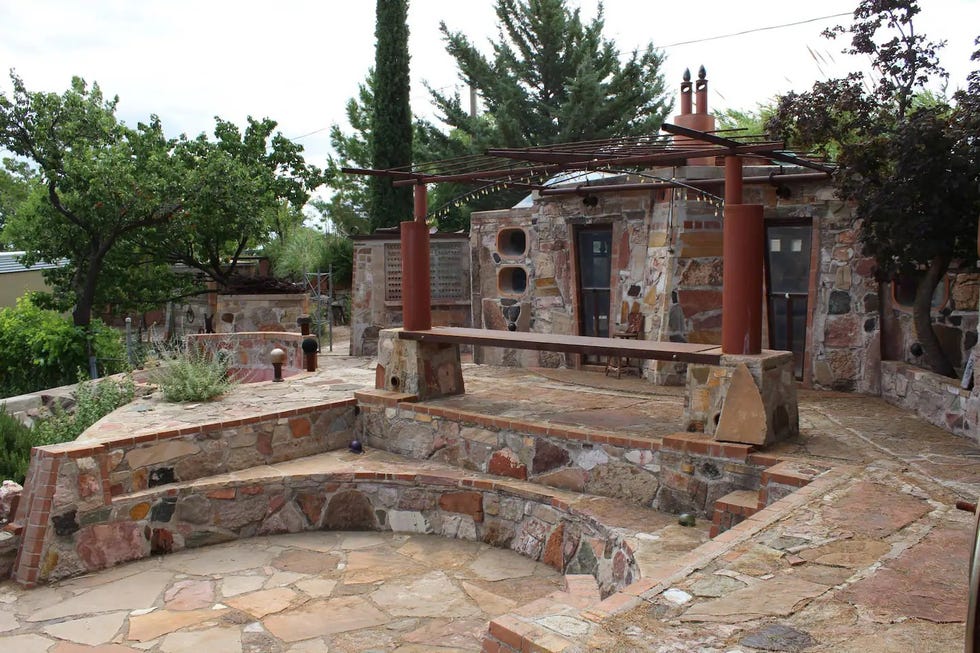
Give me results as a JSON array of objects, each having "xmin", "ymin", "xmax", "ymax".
[
  {"xmin": 401, "ymin": 183, "xmax": 432, "ymax": 331},
  {"xmin": 722, "ymin": 203, "xmax": 764, "ymax": 355},
  {"xmin": 722, "ymin": 154, "xmax": 762, "ymax": 354}
]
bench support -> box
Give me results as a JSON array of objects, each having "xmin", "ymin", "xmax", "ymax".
[
  {"xmin": 683, "ymin": 350, "xmax": 799, "ymax": 445},
  {"xmin": 377, "ymin": 329, "xmax": 465, "ymax": 400}
]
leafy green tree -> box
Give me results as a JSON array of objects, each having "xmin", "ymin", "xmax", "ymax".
[
  {"xmin": 767, "ymin": 1, "xmax": 979, "ymax": 377},
  {"xmin": 0, "ymin": 157, "xmax": 38, "ymax": 249},
  {"xmin": 145, "ymin": 117, "xmax": 325, "ymax": 287},
  {"xmin": 368, "ymin": 0, "xmax": 414, "ymax": 232},
  {"xmin": 1, "ymin": 73, "xmax": 325, "ymax": 327},
  {"xmin": 430, "ymin": 0, "xmax": 672, "ymax": 149},
  {"xmin": 0, "ymin": 296, "xmax": 126, "ymax": 397},
  {"xmin": 0, "ymin": 74, "xmax": 188, "ymax": 327}
]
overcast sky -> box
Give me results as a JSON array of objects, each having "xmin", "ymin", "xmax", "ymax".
[{"xmin": 2, "ymin": 0, "xmax": 978, "ymax": 172}]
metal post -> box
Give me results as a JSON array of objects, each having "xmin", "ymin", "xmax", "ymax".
[
  {"xmin": 401, "ymin": 182, "xmax": 432, "ymax": 331},
  {"xmin": 125, "ymin": 317, "xmax": 135, "ymax": 367},
  {"xmin": 328, "ymin": 263, "xmax": 334, "ymax": 353}
]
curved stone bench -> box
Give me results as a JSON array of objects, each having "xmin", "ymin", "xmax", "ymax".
[{"xmin": 14, "ymin": 450, "xmax": 644, "ymax": 596}]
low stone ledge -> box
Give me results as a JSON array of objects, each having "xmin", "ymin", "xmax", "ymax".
[
  {"xmin": 15, "ymin": 452, "xmax": 645, "ymax": 594},
  {"xmin": 880, "ymin": 359, "xmax": 978, "ymax": 443}
]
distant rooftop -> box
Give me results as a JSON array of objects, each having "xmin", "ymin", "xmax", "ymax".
[{"xmin": 0, "ymin": 251, "xmax": 66, "ymax": 275}]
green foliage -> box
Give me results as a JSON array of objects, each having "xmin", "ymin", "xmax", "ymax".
[
  {"xmin": 716, "ymin": 104, "xmax": 776, "ymax": 138},
  {"xmin": 0, "ymin": 157, "xmax": 39, "ymax": 249},
  {"xmin": 144, "ymin": 117, "xmax": 326, "ymax": 287},
  {"xmin": 0, "ymin": 406, "xmax": 32, "ymax": 484},
  {"xmin": 430, "ymin": 0, "xmax": 672, "ymax": 149},
  {"xmin": 369, "ymin": 0, "xmax": 414, "ymax": 232},
  {"xmin": 0, "ymin": 74, "xmax": 194, "ymax": 326},
  {"xmin": 151, "ymin": 347, "xmax": 237, "ymax": 403},
  {"xmin": 0, "ymin": 73, "xmax": 325, "ymax": 326},
  {"xmin": 766, "ymin": 0, "xmax": 979, "ymax": 377},
  {"xmin": 33, "ymin": 375, "xmax": 135, "ymax": 446},
  {"xmin": 0, "ymin": 296, "xmax": 127, "ymax": 398},
  {"xmin": 269, "ymin": 227, "xmax": 354, "ymax": 288}
]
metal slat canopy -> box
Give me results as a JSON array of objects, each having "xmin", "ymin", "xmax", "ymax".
[{"xmin": 340, "ymin": 124, "xmax": 835, "ymax": 189}]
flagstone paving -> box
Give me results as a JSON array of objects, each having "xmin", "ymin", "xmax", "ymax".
[
  {"xmin": 5, "ymin": 337, "xmax": 980, "ymax": 651},
  {"xmin": 0, "ymin": 531, "xmax": 564, "ymax": 652}
]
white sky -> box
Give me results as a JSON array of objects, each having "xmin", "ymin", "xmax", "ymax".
[{"xmin": 1, "ymin": 0, "xmax": 978, "ymax": 172}]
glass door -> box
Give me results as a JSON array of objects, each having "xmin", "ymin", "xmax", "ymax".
[
  {"xmin": 765, "ymin": 222, "xmax": 812, "ymax": 379},
  {"xmin": 576, "ymin": 227, "xmax": 612, "ymax": 362}
]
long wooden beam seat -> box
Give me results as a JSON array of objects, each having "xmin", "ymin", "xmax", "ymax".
[{"xmin": 398, "ymin": 326, "xmax": 722, "ymax": 365}]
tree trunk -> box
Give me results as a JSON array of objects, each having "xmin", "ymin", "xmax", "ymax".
[{"xmin": 912, "ymin": 255, "xmax": 955, "ymax": 378}]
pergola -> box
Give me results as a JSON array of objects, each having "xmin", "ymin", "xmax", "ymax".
[{"xmin": 343, "ymin": 125, "xmax": 834, "ymax": 356}]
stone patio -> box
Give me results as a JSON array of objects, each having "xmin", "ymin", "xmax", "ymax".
[{"xmin": 2, "ymin": 341, "xmax": 979, "ymax": 652}]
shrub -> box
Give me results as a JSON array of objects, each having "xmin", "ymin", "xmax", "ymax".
[
  {"xmin": 151, "ymin": 346, "xmax": 237, "ymax": 402},
  {"xmin": 0, "ymin": 296, "xmax": 128, "ymax": 398},
  {"xmin": 0, "ymin": 406, "xmax": 32, "ymax": 484},
  {"xmin": 33, "ymin": 375, "xmax": 136, "ymax": 446}
]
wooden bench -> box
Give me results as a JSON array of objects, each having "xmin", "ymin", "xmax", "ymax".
[{"xmin": 398, "ymin": 326, "xmax": 722, "ymax": 365}]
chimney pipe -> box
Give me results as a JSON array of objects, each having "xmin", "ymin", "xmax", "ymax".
[
  {"xmin": 695, "ymin": 65, "xmax": 708, "ymax": 115},
  {"xmin": 680, "ymin": 68, "xmax": 692, "ymax": 116}
]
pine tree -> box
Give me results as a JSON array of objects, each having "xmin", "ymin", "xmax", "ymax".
[
  {"xmin": 428, "ymin": 0, "xmax": 673, "ymax": 149},
  {"xmin": 368, "ymin": 0, "xmax": 414, "ymax": 232}
]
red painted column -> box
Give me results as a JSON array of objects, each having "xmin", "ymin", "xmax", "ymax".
[
  {"xmin": 400, "ymin": 183, "xmax": 432, "ymax": 331},
  {"xmin": 722, "ymin": 155, "xmax": 763, "ymax": 355}
]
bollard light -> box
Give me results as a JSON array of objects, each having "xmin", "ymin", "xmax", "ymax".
[{"xmin": 270, "ymin": 347, "xmax": 286, "ymax": 382}]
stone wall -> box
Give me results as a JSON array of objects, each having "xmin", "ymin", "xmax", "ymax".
[
  {"xmin": 355, "ymin": 389, "xmax": 797, "ymax": 519},
  {"xmin": 356, "ymin": 389, "xmax": 663, "ymax": 506},
  {"xmin": 181, "ymin": 293, "xmax": 309, "ymax": 336},
  {"xmin": 350, "ymin": 235, "xmax": 471, "ymax": 356},
  {"xmin": 185, "ymin": 332, "xmax": 308, "ymax": 382},
  {"xmin": 11, "ymin": 398, "xmax": 355, "ymax": 585},
  {"xmin": 880, "ymin": 357, "xmax": 979, "ymax": 444},
  {"xmin": 468, "ymin": 168, "xmax": 882, "ymax": 392}
]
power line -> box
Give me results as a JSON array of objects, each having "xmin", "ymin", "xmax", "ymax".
[{"xmin": 661, "ymin": 12, "xmax": 851, "ymax": 48}]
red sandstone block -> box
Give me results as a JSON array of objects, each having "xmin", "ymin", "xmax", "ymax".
[
  {"xmin": 462, "ymin": 479, "xmax": 496, "ymax": 491},
  {"xmin": 439, "ymin": 491, "xmax": 484, "ymax": 521},
  {"xmin": 596, "ymin": 592, "xmax": 639, "ymax": 615},
  {"xmin": 625, "ymin": 436, "xmax": 660, "ymax": 450},
  {"xmin": 385, "ymin": 472, "xmax": 418, "ymax": 483},
  {"xmin": 482, "ymin": 638, "xmax": 503, "ymax": 653},
  {"xmin": 594, "ymin": 434, "xmax": 631, "ymax": 448},
  {"xmin": 353, "ymin": 471, "xmax": 383, "ymax": 480},
  {"xmin": 488, "ymin": 617, "xmax": 525, "ymax": 651},
  {"xmin": 747, "ymin": 453, "xmax": 783, "ymax": 467},
  {"xmin": 549, "ymin": 498, "xmax": 569, "ymax": 511},
  {"xmin": 416, "ymin": 474, "xmax": 456, "ymax": 487},
  {"xmin": 206, "ymin": 488, "xmax": 237, "ymax": 500},
  {"xmin": 238, "ymin": 485, "xmax": 264, "ymax": 496}
]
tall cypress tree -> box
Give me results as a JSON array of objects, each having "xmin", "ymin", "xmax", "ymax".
[{"xmin": 368, "ymin": 0, "xmax": 413, "ymax": 232}]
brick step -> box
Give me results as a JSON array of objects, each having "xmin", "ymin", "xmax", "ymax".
[
  {"xmin": 709, "ymin": 489, "xmax": 761, "ymax": 538},
  {"xmin": 484, "ymin": 574, "xmax": 602, "ymax": 652}
]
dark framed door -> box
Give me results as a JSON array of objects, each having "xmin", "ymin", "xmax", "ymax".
[
  {"xmin": 576, "ymin": 227, "xmax": 612, "ymax": 362},
  {"xmin": 764, "ymin": 221, "xmax": 812, "ymax": 379}
]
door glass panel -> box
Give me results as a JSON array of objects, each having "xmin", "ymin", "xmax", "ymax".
[
  {"xmin": 765, "ymin": 224, "xmax": 811, "ymax": 379},
  {"xmin": 576, "ymin": 228, "xmax": 612, "ymax": 350}
]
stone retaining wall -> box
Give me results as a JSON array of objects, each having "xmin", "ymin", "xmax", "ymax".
[
  {"xmin": 10, "ymin": 398, "xmax": 355, "ymax": 585},
  {"xmin": 355, "ymin": 390, "xmax": 788, "ymax": 519},
  {"xmin": 186, "ymin": 332, "xmax": 309, "ymax": 382},
  {"xmin": 15, "ymin": 463, "xmax": 639, "ymax": 595},
  {"xmin": 880, "ymin": 359, "xmax": 979, "ymax": 444},
  {"xmin": 356, "ymin": 390, "xmax": 663, "ymax": 506}
]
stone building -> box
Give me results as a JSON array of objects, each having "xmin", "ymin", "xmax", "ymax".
[{"xmin": 469, "ymin": 166, "xmax": 978, "ymax": 395}]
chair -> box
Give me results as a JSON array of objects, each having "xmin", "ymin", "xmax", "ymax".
[{"xmin": 604, "ymin": 312, "xmax": 643, "ymax": 378}]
